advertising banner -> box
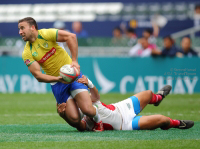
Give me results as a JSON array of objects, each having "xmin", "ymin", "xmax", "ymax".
[{"xmin": 0, "ymin": 57, "xmax": 199, "ymax": 94}]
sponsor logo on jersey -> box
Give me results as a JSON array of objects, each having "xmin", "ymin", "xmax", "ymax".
[
  {"xmin": 32, "ymin": 52, "xmax": 38, "ymax": 57},
  {"xmin": 24, "ymin": 59, "xmax": 30, "ymax": 66},
  {"xmin": 38, "ymin": 47, "xmax": 56, "ymax": 63},
  {"xmin": 126, "ymin": 103, "xmax": 131, "ymax": 110},
  {"xmin": 43, "ymin": 42, "xmax": 48, "ymax": 48}
]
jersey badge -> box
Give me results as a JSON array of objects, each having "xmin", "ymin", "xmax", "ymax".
[
  {"xmin": 43, "ymin": 42, "xmax": 48, "ymax": 48},
  {"xmin": 24, "ymin": 59, "xmax": 30, "ymax": 66},
  {"xmin": 32, "ymin": 52, "xmax": 38, "ymax": 57}
]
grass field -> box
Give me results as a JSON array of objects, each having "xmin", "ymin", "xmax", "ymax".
[{"xmin": 0, "ymin": 93, "xmax": 200, "ymax": 149}]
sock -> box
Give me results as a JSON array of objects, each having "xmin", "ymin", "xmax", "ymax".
[
  {"xmin": 93, "ymin": 106, "xmax": 101, "ymax": 123},
  {"xmin": 149, "ymin": 93, "xmax": 163, "ymax": 104},
  {"xmin": 161, "ymin": 117, "xmax": 180, "ymax": 130}
]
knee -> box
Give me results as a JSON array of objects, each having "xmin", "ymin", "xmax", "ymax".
[
  {"xmin": 68, "ymin": 114, "xmax": 80, "ymax": 124},
  {"xmin": 146, "ymin": 90, "xmax": 153, "ymax": 98},
  {"xmin": 157, "ymin": 115, "xmax": 170, "ymax": 126}
]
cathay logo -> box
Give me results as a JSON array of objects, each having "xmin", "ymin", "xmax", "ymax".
[{"xmin": 93, "ymin": 60, "xmax": 115, "ymax": 93}]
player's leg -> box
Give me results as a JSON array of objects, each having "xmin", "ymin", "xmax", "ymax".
[
  {"xmin": 138, "ymin": 115, "xmax": 170, "ymax": 130},
  {"xmin": 134, "ymin": 85, "xmax": 172, "ymax": 111},
  {"xmin": 70, "ymin": 72, "xmax": 101, "ymax": 124},
  {"xmin": 51, "ymin": 82, "xmax": 86, "ymax": 131},
  {"xmin": 57, "ymin": 98, "xmax": 86, "ymax": 131},
  {"xmin": 73, "ymin": 91, "xmax": 100, "ymax": 122},
  {"xmin": 133, "ymin": 115, "xmax": 194, "ymax": 130},
  {"xmin": 134, "ymin": 90, "xmax": 153, "ymax": 111}
]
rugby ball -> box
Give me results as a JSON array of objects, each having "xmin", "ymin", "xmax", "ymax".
[{"xmin": 59, "ymin": 64, "xmax": 79, "ymax": 83}]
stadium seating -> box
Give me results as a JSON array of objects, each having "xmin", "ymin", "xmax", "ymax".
[
  {"xmin": 0, "ymin": 2, "xmax": 198, "ymax": 22},
  {"xmin": 0, "ymin": 1, "xmax": 199, "ymax": 42}
]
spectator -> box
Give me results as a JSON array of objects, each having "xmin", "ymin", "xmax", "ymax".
[
  {"xmin": 71, "ymin": 21, "xmax": 88, "ymax": 38},
  {"xmin": 53, "ymin": 20, "xmax": 67, "ymax": 31},
  {"xmin": 143, "ymin": 28, "xmax": 157, "ymax": 44},
  {"xmin": 113, "ymin": 27, "xmax": 122, "ymax": 38},
  {"xmin": 177, "ymin": 37, "xmax": 198, "ymax": 57},
  {"xmin": 194, "ymin": 4, "xmax": 200, "ymax": 27},
  {"xmin": 161, "ymin": 36, "xmax": 178, "ymax": 57},
  {"xmin": 126, "ymin": 28, "xmax": 137, "ymax": 46},
  {"xmin": 129, "ymin": 37, "xmax": 160, "ymax": 57},
  {"xmin": 112, "ymin": 27, "xmax": 127, "ymax": 46}
]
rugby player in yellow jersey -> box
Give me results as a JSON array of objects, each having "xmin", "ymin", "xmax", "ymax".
[{"xmin": 18, "ymin": 17, "xmax": 102, "ymax": 131}]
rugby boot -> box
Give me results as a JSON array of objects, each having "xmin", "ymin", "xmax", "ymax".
[
  {"xmin": 175, "ymin": 120, "xmax": 194, "ymax": 129},
  {"xmin": 154, "ymin": 85, "xmax": 172, "ymax": 106}
]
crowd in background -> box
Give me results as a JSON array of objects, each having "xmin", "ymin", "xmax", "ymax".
[
  {"xmin": 0, "ymin": 3, "xmax": 200, "ymax": 57},
  {"xmin": 118, "ymin": 4, "xmax": 200, "ymax": 57},
  {"xmin": 51, "ymin": 3, "xmax": 200, "ymax": 58}
]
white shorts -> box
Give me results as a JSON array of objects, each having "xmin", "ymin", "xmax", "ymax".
[
  {"xmin": 93, "ymin": 101, "xmax": 122, "ymax": 130},
  {"xmin": 71, "ymin": 89, "xmax": 88, "ymax": 98},
  {"xmin": 64, "ymin": 89, "xmax": 88, "ymax": 101},
  {"xmin": 113, "ymin": 96, "xmax": 141, "ymax": 130}
]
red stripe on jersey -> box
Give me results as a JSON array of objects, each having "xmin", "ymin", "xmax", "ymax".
[
  {"xmin": 103, "ymin": 123, "xmax": 114, "ymax": 130},
  {"xmin": 38, "ymin": 47, "xmax": 56, "ymax": 63},
  {"xmin": 101, "ymin": 102, "xmax": 116, "ymax": 111}
]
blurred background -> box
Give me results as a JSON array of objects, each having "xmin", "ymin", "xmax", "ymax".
[{"xmin": 0, "ymin": 0, "xmax": 199, "ymax": 94}]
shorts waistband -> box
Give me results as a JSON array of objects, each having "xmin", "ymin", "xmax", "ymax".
[{"xmin": 50, "ymin": 82, "xmax": 57, "ymax": 85}]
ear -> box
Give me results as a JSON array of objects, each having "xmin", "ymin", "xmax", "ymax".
[{"xmin": 30, "ymin": 25, "xmax": 36, "ymax": 31}]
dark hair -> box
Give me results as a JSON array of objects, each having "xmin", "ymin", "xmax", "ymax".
[
  {"xmin": 140, "ymin": 36, "xmax": 148, "ymax": 41},
  {"xmin": 18, "ymin": 17, "xmax": 38, "ymax": 30},
  {"xmin": 143, "ymin": 28, "xmax": 153, "ymax": 35},
  {"xmin": 127, "ymin": 28, "xmax": 135, "ymax": 33},
  {"xmin": 195, "ymin": 4, "xmax": 200, "ymax": 10},
  {"xmin": 113, "ymin": 27, "xmax": 122, "ymax": 33},
  {"xmin": 164, "ymin": 36, "xmax": 174, "ymax": 44}
]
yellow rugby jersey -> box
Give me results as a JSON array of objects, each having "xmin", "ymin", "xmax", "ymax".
[{"xmin": 22, "ymin": 28, "xmax": 72, "ymax": 76}]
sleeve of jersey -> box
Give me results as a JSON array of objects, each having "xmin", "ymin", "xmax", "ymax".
[
  {"xmin": 40, "ymin": 28, "xmax": 58, "ymax": 41},
  {"xmin": 22, "ymin": 48, "xmax": 35, "ymax": 67}
]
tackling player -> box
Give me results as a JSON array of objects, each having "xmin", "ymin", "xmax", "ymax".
[
  {"xmin": 18, "ymin": 17, "xmax": 102, "ymax": 131},
  {"xmin": 59, "ymin": 75, "xmax": 194, "ymax": 131}
]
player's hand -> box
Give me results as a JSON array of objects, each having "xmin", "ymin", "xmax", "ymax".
[
  {"xmin": 176, "ymin": 52, "xmax": 184, "ymax": 58},
  {"xmin": 77, "ymin": 75, "xmax": 88, "ymax": 85},
  {"xmin": 71, "ymin": 61, "xmax": 80, "ymax": 73},
  {"xmin": 57, "ymin": 103, "xmax": 66, "ymax": 116}
]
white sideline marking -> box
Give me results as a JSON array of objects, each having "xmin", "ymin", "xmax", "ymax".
[
  {"xmin": 1, "ymin": 113, "xmax": 58, "ymax": 117},
  {"xmin": 1, "ymin": 111, "xmax": 199, "ymax": 117}
]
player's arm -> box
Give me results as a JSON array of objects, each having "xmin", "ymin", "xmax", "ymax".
[
  {"xmin": 57, "ymin": 30, "xmax": 80, "ymax": 72},
  {"xmin": 77, "ymin": 75, "xmax": 100, "ymax": 102},
  {"xmin": 28, "ymin": 61, "xmax": 66, "ymax": 83}
]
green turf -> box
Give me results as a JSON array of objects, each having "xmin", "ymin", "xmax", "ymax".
[{"xmin": 0, "ymin": 93, "xmax": 200, "ymax": 149}]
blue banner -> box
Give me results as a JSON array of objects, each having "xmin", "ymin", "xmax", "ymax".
[{"xmin": 0, "ymin": 57, "xmax": 199, "ymax": 94}]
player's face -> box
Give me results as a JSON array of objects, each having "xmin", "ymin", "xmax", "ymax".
[{"xmin": 18, "ymin": 21, "xmax": 33, "ymax": 41}]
